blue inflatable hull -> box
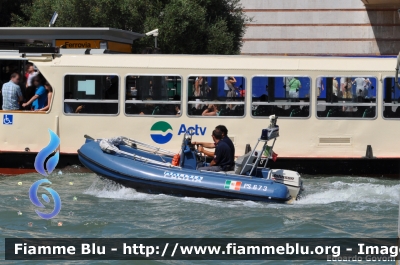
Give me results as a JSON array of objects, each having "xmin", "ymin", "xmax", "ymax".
[{"xmin": 78, "ymin": 139, "xmax": 291, "ymax": 203}]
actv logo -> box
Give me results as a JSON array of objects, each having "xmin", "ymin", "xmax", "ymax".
[
  {"xmin": 29, "ymin": 129, "xmax": 61, "ymax": 219},
  {"xmin": 150, "ymin": 121, "xmax": 207, "ymax": 144},
  {"xmin": 150, "ymin": 121, "xmax": 173, "ymax": 144}
]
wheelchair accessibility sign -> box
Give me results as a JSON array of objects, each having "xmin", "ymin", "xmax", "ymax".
[{"xmin": 3, "ymin": 114, "xmax": 13, "ymax": 125}]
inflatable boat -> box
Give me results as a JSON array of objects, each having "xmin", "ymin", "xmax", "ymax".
[{"xmin": 78, "ymin": 116, "xmax": 303, "ymax": 203}]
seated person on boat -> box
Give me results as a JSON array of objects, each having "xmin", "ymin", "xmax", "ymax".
[
  {"xmin": 197, "ymin": 130, "xmax": 232, "ymax": 172},
  {"xmin": 193, "ymin": 125, "xmax": 235, "ymax": 170}
]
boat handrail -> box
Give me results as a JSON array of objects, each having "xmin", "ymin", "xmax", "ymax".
[
  {"xmin": 199, "ymin": 170, "xmax": 254, "ymax": 177},
  {"xmin": 118, "ymin": 149, "xmax": 176, "ymax": 167},
  {"xmin": 120, "ymin": 137, "xmax": 176, "ymax": 156},
  {"xmin": 100, "ymin": 138, "xmax": 179, "ymax": 168}
]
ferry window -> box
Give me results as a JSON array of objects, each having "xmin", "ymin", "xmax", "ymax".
[
  {"xmin": 382, "ymin": 77, "xmax": 400, "ymax": 118},
  {"xmin": 187, "ymin": 76, "xmax": 245, "ymax": 117},
  {"xmin": 251, "ymin": 76, "xmax": 310, "ymax": 118},
  {"xmin": 316, "ymin": 76, "xmax": 377, "ymax": 119},
  {"xmin": 125, "ymin": 75, "xmax": 181, "ymax": 116},
  {"xmin": 0, "ymin": 59, "xmax": 26, "ymax": 111},
  {"xmin": 63, "ymin": 75, "xmax": 119, "ymax": 115}
]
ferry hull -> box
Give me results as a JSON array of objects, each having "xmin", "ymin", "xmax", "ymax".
[
  {"xmin": 0, "ymin": 152, "xmax": 83, "ymax": 175},
  {"xmin": 272, "ymin": 157, "xmax": 400, "ymax": 176},
  {"xmin": 1, "ymin": 54, "xmax": 400, "ymax": 178},
  {"xmin": 0, "ymin": 152, "xmax": 399, "ymax": 176}
]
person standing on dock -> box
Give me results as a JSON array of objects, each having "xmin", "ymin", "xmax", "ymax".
[{"xmin": 2, "ymin": 73, "xmax": 23, "ymax": 110}]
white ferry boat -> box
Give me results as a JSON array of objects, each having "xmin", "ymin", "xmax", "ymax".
[{"xmin": 0, "ymin": 28, "xmax": 399, "ymax": 176}]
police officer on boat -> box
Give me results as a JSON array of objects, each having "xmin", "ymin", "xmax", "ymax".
[{"xmin": 197, "ymin": 129, "xmax": 233, "ymax": 172}]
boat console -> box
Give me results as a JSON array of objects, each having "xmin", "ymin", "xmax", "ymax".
[
  {"xmin": 179, "ymin": 129, "xmax": 199, "ymax": 170},
  {"xmin": 190, "ymin": 115, "xmax": 303, "ymax": 200}
]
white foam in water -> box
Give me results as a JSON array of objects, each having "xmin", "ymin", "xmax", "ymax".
[
  {"xmin": 85, "ymin": 181, "xmax": 264, "ymax": 208},
  {"xmin": 84, "ymin": 178, "xmax": 272, "ymax": 208},
  {"xmin": 84, "ymin": 177, "xmax": 399, "ymax": 207},
  {"xmin": 84, "ymin": 178, "xmax": 167, "ymax": 201},
  {"xmin": 296, "ymin": 181, "xmax": 400, "ymax": 205},
  {"xmin": 180, "ymin": 196, "xmax": 268, "ymax": 208},
  {"xmin": 283, "ymin": 219, "xmax": 304, "ymax": 225}
]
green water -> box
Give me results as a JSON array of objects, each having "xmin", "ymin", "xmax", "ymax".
[{"xmin": 0, "ymin": 171, "xmax": 399, "ymax": 264}]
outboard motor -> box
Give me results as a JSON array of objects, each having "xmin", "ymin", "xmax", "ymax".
[{"xmin": 268, "ymin": 169, "xmax": 303, "ymax": 200}]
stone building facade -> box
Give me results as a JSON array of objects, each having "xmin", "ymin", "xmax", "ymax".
[{"xmin": 240, "ymin": 0, "xmax": 400, "ymax": 55}]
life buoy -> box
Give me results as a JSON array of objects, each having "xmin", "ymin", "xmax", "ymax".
[{"xmin": 172, "ymin": 154, "xmax": 180, "ymax": 166}]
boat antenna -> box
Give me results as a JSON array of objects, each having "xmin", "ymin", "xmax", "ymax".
[
  {"xmin": 49, "ymin": 11, "xmax": 58, "ymax": 27},
  {"xmin": 268, "ymin": 115, "xmax": 278, "ymax": 128}
]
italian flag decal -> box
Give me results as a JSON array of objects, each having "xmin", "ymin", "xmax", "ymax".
[{"xmin": 224, "ymin": 180, "xmax": 242, "ymax": 191}]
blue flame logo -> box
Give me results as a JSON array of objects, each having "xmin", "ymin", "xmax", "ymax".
[
  {"xmin": 29, "ymin": 179, "xmax": 61, "ymax": 219},
  {"xmin": 29, "ymin": 129, "xmax": 61, "ymax": 219},
  {"xmin": 34, "ymin": 129, "xmax": 60, "ymax": 176}
]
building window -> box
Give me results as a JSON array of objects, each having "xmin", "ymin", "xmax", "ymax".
[
  {"xmin": 382, "ymin": 77, "xmax": 400, "ymax": 118},
  {"xmin": 187, "ymin": 76, "xmax": 246, "ymax": 117},
  {"xmin": 125, "ymin": 75, "xmax": 181, "ymax": 116},
  {"xmin": 251, "ymin": 76, "xmax": 310, "ymax": 118},
  {"xmin": 316, "ymin": 76, "xmax": 377, "ymax": 119},
  {"xmin": 63, "ymin": 74, "xmax": 119, "ymax": 115}
]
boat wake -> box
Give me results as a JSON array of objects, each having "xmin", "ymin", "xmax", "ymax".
[
  {"xmin": 83, "ymin": 177, "xmax": 275, "ymax": 208},
  {"xmin": 84, "ymin": 176, "xmax": 399, "ymax": 207},
  {"xmin": 296, "ymin": 179, "xmax": 400, "ymax": 205},
  {"xmin": 83, "ymin": 178, "xmax": 168, "ymax": 201}
]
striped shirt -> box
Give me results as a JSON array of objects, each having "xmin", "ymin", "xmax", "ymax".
[{"xmin": 2, "ymin": 81, "xmax": 22, "ymax": 110}]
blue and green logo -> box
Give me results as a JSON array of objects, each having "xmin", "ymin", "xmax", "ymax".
[{"xmin": 150, "ymin": 121, "xmax": 173, "ymax": 144}]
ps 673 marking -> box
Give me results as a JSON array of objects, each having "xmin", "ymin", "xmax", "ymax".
[
  {"xmin": 244, "ymin": 183, "xmax": 268, "ymax": 191},
  {"xmin": 164, "ymin": 171, "xmax": 203, "ymax": 183}
]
